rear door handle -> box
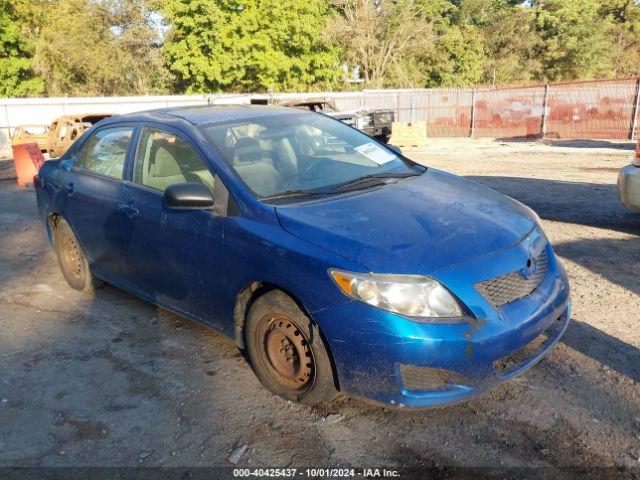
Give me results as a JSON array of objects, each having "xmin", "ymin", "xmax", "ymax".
[{"xmin": 117, "ymin": 202, "xmax": 140, "ymax": 217}]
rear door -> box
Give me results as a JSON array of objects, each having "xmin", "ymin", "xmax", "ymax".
[
  {"xmin": 117, "ymin": 125, "xmax": 227, "ymax": 324},
  {"xmin": 47, "ymin": 122, "xmax": 58, "ymax": 155},
  {"xmin": 61, "ymin": 124, "xmax": 136, "ymax": 282}
]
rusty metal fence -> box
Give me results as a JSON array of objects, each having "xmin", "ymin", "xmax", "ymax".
[
  {"xmin": 344, "ymin": 78, "xmax": 640, "ymax": 140},
  {"xmin": 2, "ymin": 78, "xmax": 639, "ymax": 158}
]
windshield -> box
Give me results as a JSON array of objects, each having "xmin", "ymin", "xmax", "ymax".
[
  {"xmin": 200, "ymin": 112, "xmax": 422, "ymax": 199},
  {"xmin": 23, "ymin": 125, "xmax": 47, "ymax": 135}
]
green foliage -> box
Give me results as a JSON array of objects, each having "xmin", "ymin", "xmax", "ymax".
[
  {"xmin": 599, "ymin": 0, "xmax": 640, "ymax": 77},
  {"xmin": 162, "ymin": 0, "xmax": 343, "ymax": 93},
  {"xmin": 454, "ymin": 0, "xmax": 543, "ymax": 85},
  {"xmin": 0, "ymin": 0, "xmax": 44, "ymax": 97},
  {"xmin": 34, "ymin": 0, "xmax": 170, "ymax": 96},
  {"xmin": 532, "ymin": 0, "xmax": 616, "ymax": 81},
  {"xmin": 1, "ymin": 0, "xmax": 639, "ymax": 96}
]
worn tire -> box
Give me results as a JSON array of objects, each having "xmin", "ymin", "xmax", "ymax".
[
  {"xmin": 52, "ymin": 217, "xmax": 102, "ymax": 292},
  {"xmin": 245, "ymin": 290, "xmax": 338, "ymax": 404}
]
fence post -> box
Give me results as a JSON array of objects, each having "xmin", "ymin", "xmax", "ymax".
[
  {"xmin": 470, "ymin": 89, "xmax": 476, "ymax": 138},
  {"xmin": 540, "ymin": 84, "xmax": 550, "ymax": 138},
  {"xmin": 396, "ymin": 92, "xmax": 401, "ymax": 121},
  {"xmin": 410, "ymin": 94, "xmax": 415, "ymax": 123},
  {"xmin": 4, "ymin": 103, "xmax": 11, "ymax": 137},
  {"xmin": 630, "ymin": 78, "xmax": 640, "ymax": 140}
]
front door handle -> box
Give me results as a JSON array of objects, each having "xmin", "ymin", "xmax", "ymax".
[
  {"xmin": 66, "ymin": 182, "xmax": 76, "ymax": 195},
  {"xmin": 117, "ymin": 201, "xmax": 140, "ymax": 217}
]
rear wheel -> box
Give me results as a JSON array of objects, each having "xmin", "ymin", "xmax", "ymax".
[
  {"xmin": 52, "ymin": 217, "xmax": 102, "ymax": 292},
  {"xmin": 245, "ymin": 290, "xmax": 338, "ymax": 403}
]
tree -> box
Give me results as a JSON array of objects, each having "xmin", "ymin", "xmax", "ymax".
[
  {"xmin": 599, "ymin": 0, "xmax": 640, "ymax": 77},
  {"xmin": 34, "ymin": 0, "xmax": 170, "ymax": 96},
  {"xmin": 161, "ymin": 0, "xmax": 343, "ymax": 93},
  {"xmin": 0, "ymin": 0, "xmax": 44, "ymax": 97},
  {"xmin": 532, "ymin": 0, "xmax": 616, "ymax": 82},
  {"xmin": 328, "ymin": 0, "xmax": 449, "ymax": 88},
  {"xmin": 454, "ymin": 0, "xmax": 543, "ymax": 85},
  {"xmin": 418, "ymin": 23, "xmax": 484, "ymax": 87}
]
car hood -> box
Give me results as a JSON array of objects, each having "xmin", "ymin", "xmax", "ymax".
[{"xmin": 275, "ymin": 169, "xmax": 537, "ymax": 275}]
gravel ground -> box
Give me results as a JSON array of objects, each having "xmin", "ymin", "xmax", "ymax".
[{"xmin": 0, "ymin": 139, "xmax": 639, "ymax": 477}]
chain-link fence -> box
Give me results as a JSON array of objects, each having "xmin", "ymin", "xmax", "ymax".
[
  {"xmin": 2, "ymin": 77, "xmax": 639, "ymax": 158},
  {"xmin": 334, "ymin": 78, "xmax": 640, "ymax": 141}
]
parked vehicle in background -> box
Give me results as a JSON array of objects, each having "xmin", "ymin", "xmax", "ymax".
[
  {"xmin": 11, "ymin": 125, "xmax": 49, "ymax": 152},
  {"xmin": 618, "ymin": 138, "xmax": 640, "ymax": 211},
  {"xmin": 363, "ymin": 109, "xmax": 394, "ymax": 143},
  {"xmin": 47, "ymin": 114, "xmax": 112, "ymax": 158},
  {"xmin": 251, "ymin": 97, "xmax": 394, "ymax": 143},
  {"xmin": 35, "ymin": 105, "xmax": 571, "ymax": 408}
]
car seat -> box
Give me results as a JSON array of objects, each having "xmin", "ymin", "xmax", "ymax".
[{"xmin": 232, "ymin": 137, "xmax": 283, "ymax": 196}]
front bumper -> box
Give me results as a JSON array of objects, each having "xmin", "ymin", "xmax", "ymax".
[
  {"xmin": 362, "ymin": 125, "xmax": 392, "ymax": 138},
  {"xmin": 313, "ymin": 233, "xmax": 571, "ymax": 408},
  {"xmin": 618, "ymin": 164, "xmax": 640, "ymax": 211}
]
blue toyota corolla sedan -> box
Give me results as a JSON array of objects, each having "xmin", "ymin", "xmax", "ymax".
[{"xmin": 34, "ymin": 105, "xmax": 571, "ymax": 408}]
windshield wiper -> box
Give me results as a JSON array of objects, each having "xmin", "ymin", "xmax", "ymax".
[
  {"xmin": 327, "ymin": 170, "xmax": 422, "ymax": 193},
  {"xmin": 261, "ymin": 169, "xmax": 423, "ymax": 201},
  {"xmin": 260, "ymin": 188, "xmax": 335, "ymax": 201}
]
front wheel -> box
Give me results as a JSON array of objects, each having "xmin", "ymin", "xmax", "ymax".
[
  {"xmin": 245, "ymin": 290, "xmax": 338, "ymax": 403},
  {"xmin": 52, "ymin": 217, "xmax": 102, "ymax": 292}
]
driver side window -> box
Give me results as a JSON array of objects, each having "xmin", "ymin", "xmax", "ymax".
[
  {"xmin": 133, "ymin": 127, "xmax": 215, "ymax": 193},
  {"xmin": 75, "ymin": 126, "xmax": 132, "ymax": 179}
]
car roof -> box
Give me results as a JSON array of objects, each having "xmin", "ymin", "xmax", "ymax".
[{"xmin": 104, "ymin": 104, "xmax": 304, "ymax": 127}]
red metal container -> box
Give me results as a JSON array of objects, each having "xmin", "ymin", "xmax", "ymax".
[{"xmin": 12, "ymin": 143, "xmax": 45, "ymax": 187}]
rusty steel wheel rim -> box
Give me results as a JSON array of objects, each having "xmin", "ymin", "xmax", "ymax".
[
  {"xmin": 258, "ymin": 315, "xmax": 315, "ymax": 393},
  {"xmin": 59, "ymin": 232, "xmax": 84, "ymax": 281}
]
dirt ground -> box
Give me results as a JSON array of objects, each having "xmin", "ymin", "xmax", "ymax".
[{"xmin": 0, "ymin": 138, "xmax": 639, "ymax": 476}]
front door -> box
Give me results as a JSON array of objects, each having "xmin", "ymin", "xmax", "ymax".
[
  {"xmin": 61, "ymin": 125, "xmax": 135, "ymax": 282},
  {"xmin": 53, "ymin": 121, "xmax": 68, "ymax": 157},
  {"xmin": 118, "ymin": 125, "xmax": 227, "ymax": 325}
]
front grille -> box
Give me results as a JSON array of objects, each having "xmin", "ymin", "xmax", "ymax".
[
  {"xmin": 399, "ymin": 364, "xmax": 468, "ymax": 392},
  {"xmin": 476, "ymin": 249, "xmax": 549, "ymax": 308},
  {"xmin": 493, "ymin": 313, "xmax": 565, "ymax": 376},
  {"xmin": 493, "ymin": 333, "xmax": 548, "ymax": 375}
]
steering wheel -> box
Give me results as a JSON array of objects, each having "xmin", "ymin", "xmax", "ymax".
[{"xmin": 298, "ymin": 159, "xmax": 329, "ymax": 181}]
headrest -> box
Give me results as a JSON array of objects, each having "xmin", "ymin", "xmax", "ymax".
[
  {"xmin": 233, "ymin": 137, "xmax": 262, "ymax": 165},
  {"xmin": 153, "ymin": 146, "xmax": 182, "ymax": 177}
]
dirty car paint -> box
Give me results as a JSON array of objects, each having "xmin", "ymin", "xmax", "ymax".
[{"xmin": 35, "ymin": 106, "xmax": 571, "ymax": 408}]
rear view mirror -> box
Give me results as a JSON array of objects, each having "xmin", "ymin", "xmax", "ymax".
[{"xmin": 164, "ymin": 183, "xmax": 214, "ymax": 210}]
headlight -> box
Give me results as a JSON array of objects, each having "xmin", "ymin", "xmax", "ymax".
[
  {"xmin": 329, "ymin": 270, "xmax": 465, "ymax": 321},
  {"xmin": 376, "ymin": 113, "xmax": 393, "ymax": 124}
]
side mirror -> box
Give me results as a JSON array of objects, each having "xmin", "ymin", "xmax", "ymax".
[
  {"xmin": 60, "ymin": 159, "xmax": 73, "ymax": 170},
  {"xmin": 164, "ymin": 182, "xmax": 215, "ymax": 210}
]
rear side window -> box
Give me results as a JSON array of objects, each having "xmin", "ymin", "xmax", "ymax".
[
  {"xmin": 75, "ymin": 126, "xmax": 133, "ymax": 179},
  {"xmin": 133, "ymin": 127, "xmax": 215, "ymax": 193},
  {"xmin": 59, "ymin": 124, "xmax": 68, "ymax": 140}
]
